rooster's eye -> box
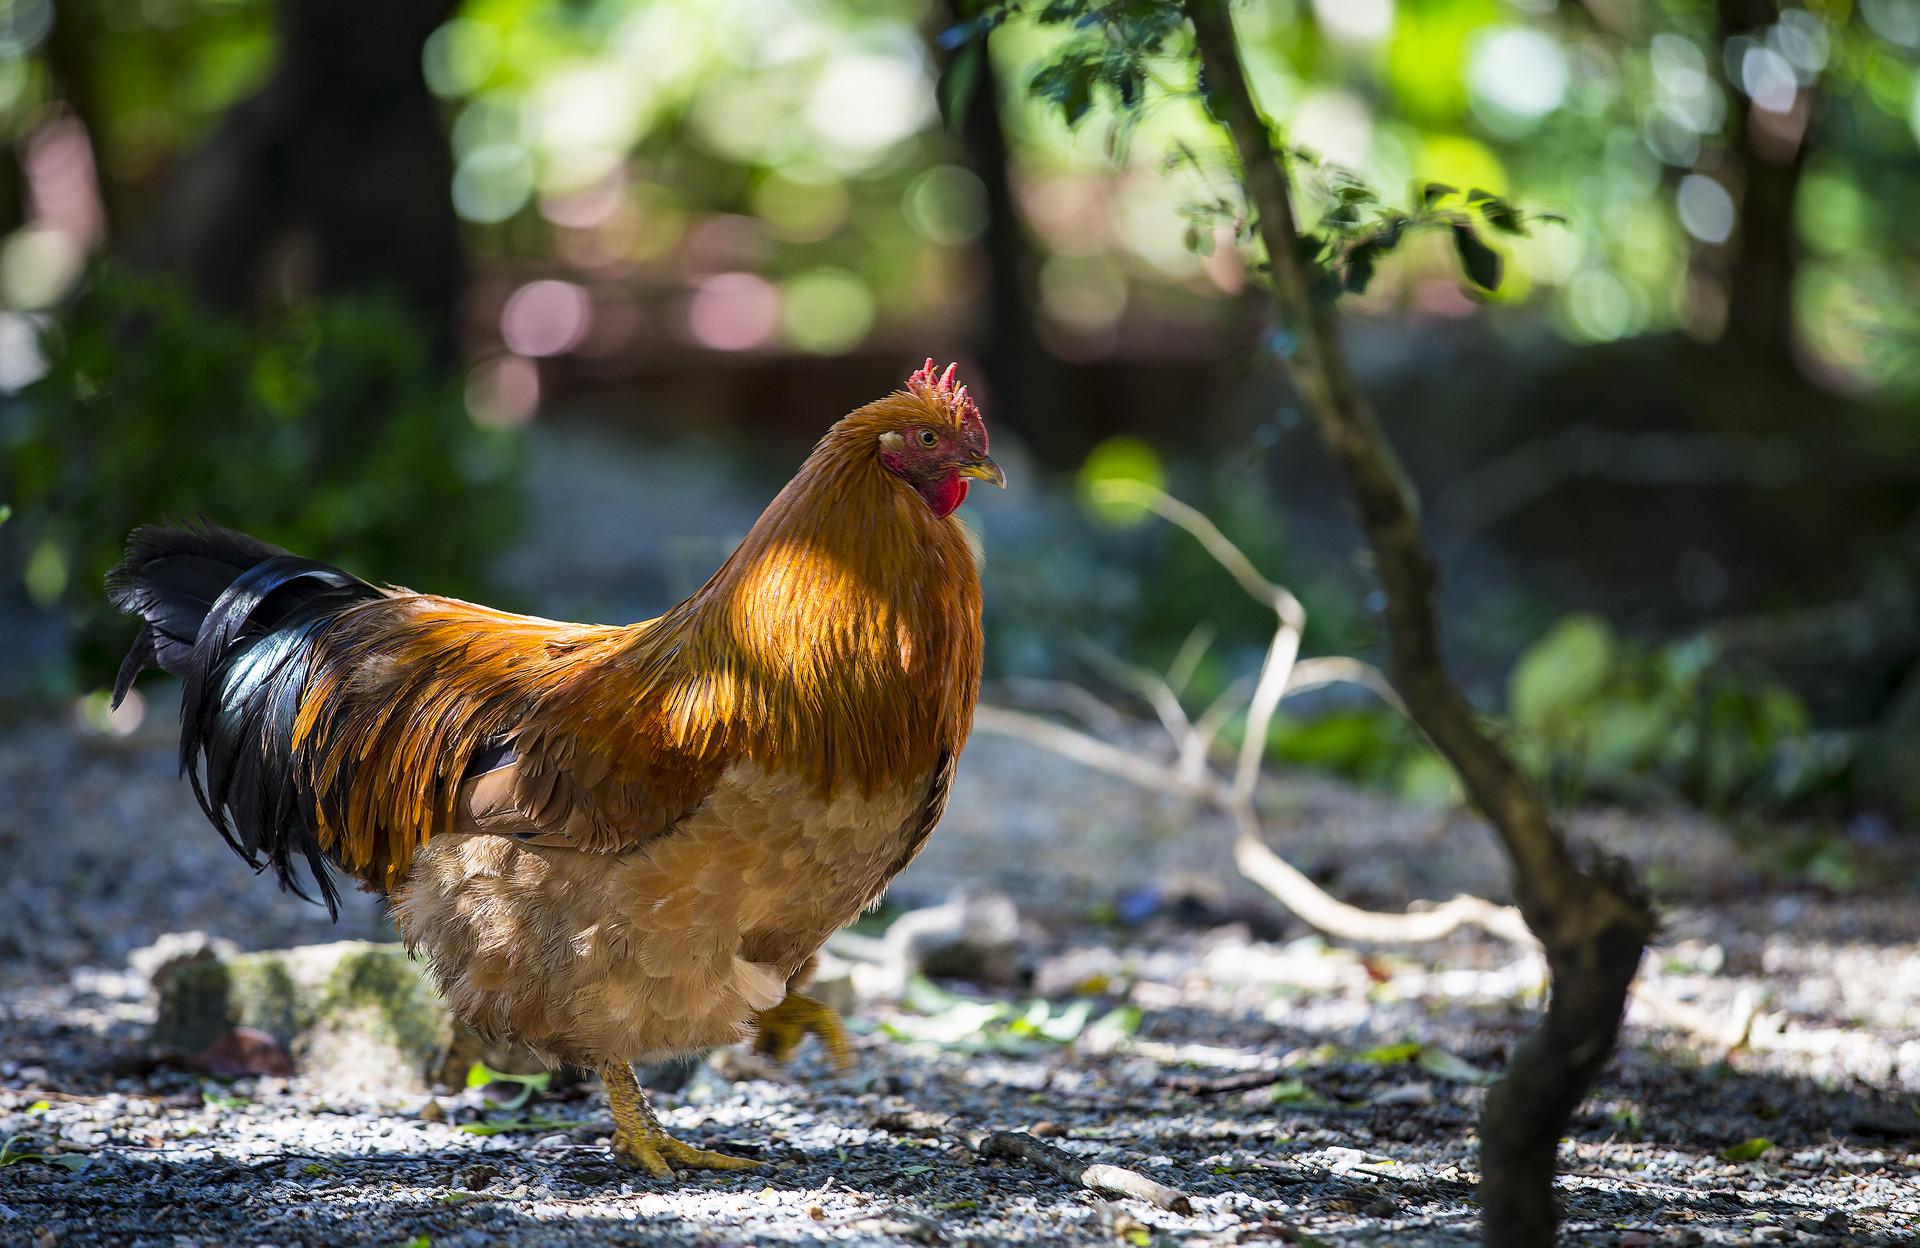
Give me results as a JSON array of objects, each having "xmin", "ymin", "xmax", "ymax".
[{"xmin": 916, "ymin": 429, "xmax": 938, "ymax": 448}]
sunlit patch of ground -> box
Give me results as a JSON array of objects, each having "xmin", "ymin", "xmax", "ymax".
[{"xmin": 2, "ymin": 715, "xmax": 1917, "ymax": 1246}]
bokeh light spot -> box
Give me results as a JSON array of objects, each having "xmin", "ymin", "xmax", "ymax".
[
  {"xmin": 1676, "ymin": 175, "xmax": 1735, "ymax": 244},
  {"xmin": 466, "ymin": 354, "xmax": 541, "ymax": 428},
  {"xmin": 688, "ymin": 272, "xmax": 780, "ymax": 351},
  {"xmin": 501, "ymin": 280, "xmax": 592, "ymax": 357},
  {"xmin": 0, "ymin": 311, "xmax": 47, "ymax": 392},
  {"xmin": 1077, "ymin": 437, "xmax": 1165, "ymax": 528},
  {"xmin": 1469, "ymin": 28, "xmax": 1568, "ymax": 127},
  {"xmin": 422, "ymin": 19, "xmax": 499, "ymax": 98},
  {"xmin": 1566, "ymin": 269, "xmax": 1633, "ymax": 341},
  {"xmin": 453, "ymin": 145, "xmax": 534, "ymax": 223},
  {"xmin": 1313, "ymin": 0, "xmax": 1392, "ymax": 45},
  {"xmin": 904, "ymin": 166, "xmax": 989, "ymax": 245},
  {"xmin": 1, "ymin": 226, "xmax": 81, "ymax": 309},
  {"xmin": 780, "ymin": 268, "xmax": 874, "ymax": 354}
]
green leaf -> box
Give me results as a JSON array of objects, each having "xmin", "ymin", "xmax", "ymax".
[
  {"xmin": 1450, "ymin": 223, "xmax": 1502, "ymax": 290},
  {"xmin": 466, "ymin": 1062, "xmax": 551, "ymax": 1112},
  {"xmin": 1031, "ymin": 53, "xmax": 1100, "ymax": 127},
  {"xmin": 1510, "ymin": 614, "xmax": 1615, "ymax": 731},
  {"xmin": 401, "ymin": 1237, "xmax": 433, "ymax": 1248},
  {"xmin": 1358, "ymin": 1042, "xmax": 1423, "ymax": 1065},
  {"xmin": 1721, "ymin": 1137, "xmax": 1774, "ymax": 1162},
  {"xmin": 1267, "ymin": 1077, "xmax": 1315, "ymax": 1103},
  {"xmin": 1476, "ymin": 196, "xmax": 1529, "ymax": 236},
  {"xmin": 1417, "ymin": 1047, "xmax": 1497, "ymax": 1085},
  {"xmin": 938, "ymin": 43, "xmax": 984, "ymax": 131}
]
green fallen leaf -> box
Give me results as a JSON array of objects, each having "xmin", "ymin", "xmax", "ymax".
[
  {"xmin": 400, "ymin": 1236, "xmax": 433, "ymax": 1248},
  {"xmin": 1721, "ymin": 1137, "xmax": 1773, "ymax": 1162},
  {"xmin": 302, "ymin": 1162, "xmax": 333, "ymax": 1177},
  {"xmin": 0, "ymin": 1135, "xmax": 91, "ymax": 1174},
  {"xmin": 1418, "ymin": 1047, "xmax": 1497, "ymax": 1086},
  {"xmin": 1267, "ymin": 1078, "xmax": 1317, "ymax": 1104},
  {"xmin": 201, "ymin": 1085, "xmax": 250, "ymax": 1110},
  {"xmin": 466, "ymin": 1062, "xmax": 552, "ymax": 1112},
  {"xmin": 900, "ymin": 1164, "xmax": 934, "ymax": 1176},
  {"xmin": 935, "ymin": 1198, "xmax": 979, "ymax": 1211},
  {"xmin": 1358, "ymin": 1042, "xmax": 1423, "ymax": 1065},
  {"xmin": 27, "ymin": 1101, "xmax": 49, "ymax": 1114},
  {"xmin": 457, "ymin": 1117, "xmax": 574, "ymax": 1137}
]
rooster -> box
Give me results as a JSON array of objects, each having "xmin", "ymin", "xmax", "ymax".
[{"xmin": 109, "ymin": 361, "xmax": 1002, "ymax": 1177}]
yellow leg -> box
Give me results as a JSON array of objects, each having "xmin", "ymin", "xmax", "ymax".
[
  {"xmin": 751, "ymin": 992, "xmax": 854, "ymax": 1070},
  {"xmin": 600, "ymin": 1062, "xmax": 759, "ymax": 1180}
]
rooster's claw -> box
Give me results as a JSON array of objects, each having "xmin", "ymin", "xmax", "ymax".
[
  {"xmin": 612, "ymin": 1128, "xmax": 761, "ymax": 1180},
  {"xmin": 752, "ymin": 992, "xmax": 854, "ymax": 1070}
]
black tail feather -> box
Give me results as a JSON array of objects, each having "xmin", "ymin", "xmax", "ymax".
[{"xmin": 108, "ymin": 525, "xmax": 382, "ymax": 917}]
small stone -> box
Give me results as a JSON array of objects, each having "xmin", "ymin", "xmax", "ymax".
[
  {"xmin": 417, "ymin": 1099, "xmax": 445, "ymax": 1122},
  {"xmin": 461, "ymin": 1164, "xmax": 501, "ymax": 1190}
]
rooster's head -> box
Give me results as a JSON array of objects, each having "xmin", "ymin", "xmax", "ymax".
[{"xmin": 874, "ymin": 358, "xmax": 1005, "ymax": 518}]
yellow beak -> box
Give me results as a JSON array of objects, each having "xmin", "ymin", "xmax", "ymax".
[{"xmin": 955, "ymin": 455, "xmax": 1007, "ymax": 489}]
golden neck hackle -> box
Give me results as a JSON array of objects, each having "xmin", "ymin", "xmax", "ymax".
[{"xmin": 625, "ymin": 395, "xmax": 985, "ymax": 795}]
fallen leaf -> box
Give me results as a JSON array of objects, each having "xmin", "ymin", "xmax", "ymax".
[{"xmin": 1721, "ymin": 1137, "xmax": 1774, "ymax": 1162}]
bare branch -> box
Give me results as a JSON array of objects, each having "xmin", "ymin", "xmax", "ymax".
[
  {"xmin": 1232, "ymin": 808, "xmax": 1536, "ymax": 949},
  {"xmin": 1072, "ymin": 636, "xmax": 1201, "ymax": 758},
  {"xmin": 987, "ymin": 677, "xmax": 1133, "ymax": 738},
  {"xmin": 972, "ymin": 706, "xmax": 1214, "ymax": 800},
  {"xmin": 1165, "ymin": 621, "xmax": 1217, "ymax": 696},
  {"xmin": 1285, "ymin": 656, "xmax": 1408, "ymax": 716}
]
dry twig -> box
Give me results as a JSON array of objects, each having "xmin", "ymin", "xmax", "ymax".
[{"xmin": 976, "ymin": 478, "xmax": 1535, "ymax": 952}]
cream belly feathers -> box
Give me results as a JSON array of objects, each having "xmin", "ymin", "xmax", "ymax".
[{"xmin": 390, "ymin": 760, "xmax": 933, "ymax": 1068}]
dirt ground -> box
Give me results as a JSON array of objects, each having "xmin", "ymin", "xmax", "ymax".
[
  {"xmin": 4, "ymin": 425, "xmax": 1917, "ymax": 1244},
  {"xmin": 2, "ymin": 709, "xmax": 1917, "ymax": 1248}
]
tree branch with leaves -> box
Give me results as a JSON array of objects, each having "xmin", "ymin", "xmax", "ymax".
[{"xmin": 955, "ymin": 2, "xmax": 1659, "ymax": 1243}]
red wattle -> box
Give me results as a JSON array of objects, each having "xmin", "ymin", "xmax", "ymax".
[{"xmin": 923, "ymin": 475, "xmax": 970, "ymax": 517}]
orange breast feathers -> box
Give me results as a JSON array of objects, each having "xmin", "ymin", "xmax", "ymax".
[{"xmin": 289, "ymin": 392, "xmax": 986, "ymax": 892}]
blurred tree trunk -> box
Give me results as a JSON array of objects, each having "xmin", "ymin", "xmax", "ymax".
[
  {"xmin": 1716, "ymin": 0, "xmax": 1809, "ymax": 371},
  {"xmin": 936, "ymin": 2, "xmax": 1072, "ymax": 461},
  {"xmin": 138, "ymin": 0, "xmax": 462, "ymax": 361}
]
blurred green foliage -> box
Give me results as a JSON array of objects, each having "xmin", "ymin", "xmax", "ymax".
[
  {"xmin": 1506, "ymin": 613, "xmax": 1845, "ymax": 810},
  {"xmin": 0, "ymin": 269, "xmax": 521, "ymax": 689}
]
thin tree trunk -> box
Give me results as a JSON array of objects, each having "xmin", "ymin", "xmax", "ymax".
[{"xmin": 1182, "ymin": 4, "xmax": 1655, "ymax": 1243}]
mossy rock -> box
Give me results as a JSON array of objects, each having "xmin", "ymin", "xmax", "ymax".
[{"xmin": 149, "ymin": 940, "xmax": 539, "ymax": 1092}]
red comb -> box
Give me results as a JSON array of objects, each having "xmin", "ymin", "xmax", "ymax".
[{"xmin": 906, "ymin": 358, "xmax": 983, "ymax": 437}]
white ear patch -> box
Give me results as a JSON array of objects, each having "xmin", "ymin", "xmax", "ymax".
[{"xmin": 878, "ymin": 431, "xmax": 906, "ymax": 453}]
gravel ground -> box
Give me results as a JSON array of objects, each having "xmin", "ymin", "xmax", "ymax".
[{"xmin": 2, "ymin": 712, "xmax": 1918, "ymax": 1248}]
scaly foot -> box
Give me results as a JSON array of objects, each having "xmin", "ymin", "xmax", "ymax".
[
  {"xmin": 600, "ymin": 1061, "xmax": 759, "ymax": 1180},
  {"xmin": 610, "ymin": 1125, "xmax": 761, "ymax": 1180},
  {"xmin": 752, "ymin": 992, "xmax": 854, "ymax": 1070}
]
